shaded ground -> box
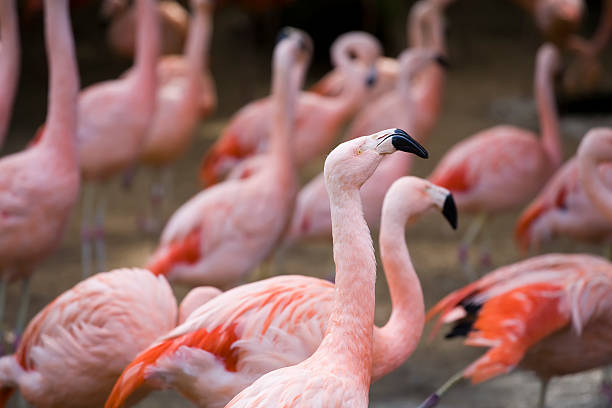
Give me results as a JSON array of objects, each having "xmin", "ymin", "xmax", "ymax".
[{"xmin": 3, "ymin": 0, "xmax": 612, "ymax": 406}]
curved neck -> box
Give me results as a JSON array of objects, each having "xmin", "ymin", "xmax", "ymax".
[
  {"xmin": 535, "ymin": 54, "xmax": 562, "ymax": 168},
  {"xmin": 372, "ymin": 207, "xmax": 424, "ymax": 380},
  {"xmin": 132, "ymin": 0, "xmax": 158, "ymax": 100},
  {"xmin": 41, "ymin": 0, "xmax": 79, "ymax": 155},
  {"xmin": 579, "ymin": 137, "xmax": 612, "ymax": 222},
  {"xmin": 317, "ymin": 186, "xmax": 376, "ymax": 386},
  {"xmin": 0, "ymin": 0, "xmax": 19, "ymax": 140},
  {"xmin": 184, "ymin": 5, "xmax": 212, "ymax": 97}
]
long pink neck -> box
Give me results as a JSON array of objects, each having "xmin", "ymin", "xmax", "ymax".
[
  {"xmin": 267, "ymin": 45, "xmax": 301, "ymax": 191},
  {"xmin": 316, "ymin": 186, "xmax": 376, "ymax": 387},
  {"xmin": 535, "ymin": 52, "xmax": 562, "ymax": 168},
  {"xmin": 41, "ymin": 0, "xmax": 79, "ymax": 160},
  {"xmin": 131, "ymin": 0, "xmax": 158, "ymax": 106},
  {"xmin": 578, "ymin": 130, "xmax": 612, "ymax": 222},
  {"xmin": 184, "ymin": 4, "xmax": 212, "ymax": 102},
  {"xmin": 372, "ymin": 201, "xmax": 424, "ymax": 380},
  {"xmin": 0, "ymin": 0, "xmax": 19, "ymax": 144},
  {"xmin": 326, "ymin": 44, "xmax": 368, "ymax": 120}
]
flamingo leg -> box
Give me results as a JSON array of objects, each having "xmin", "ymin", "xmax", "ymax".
[
  {"xmin": 458, "ymin": 213, "xmax": 488, "ymax": 280},
  {"xmin": 477, "ymin": 225, "xmax": 493, "ymax": 275},
  {"xmin": 13, "ymin": 276, "xmax": 31, "ymax": 349},
  {"xmin": 537, "ymin": 378, "xmax": 550, "ymax": 408},
  {"xmin": 81, "ymin": 183, "xmax": 95, "ymax": 278},
  {"xmin": 94, "ymin": 190, "xmax": 107, "ymax": 273}
]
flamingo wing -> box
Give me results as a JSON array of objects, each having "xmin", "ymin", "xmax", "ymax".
[
  {"xmin": 428, "ymin": 254, "xmax": 612, "ymax": 383},
  {"xmin": 106, "ymin": 275, "xmax": 334, "ymax": 408}
]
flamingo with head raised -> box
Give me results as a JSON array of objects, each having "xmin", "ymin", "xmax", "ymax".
[{"xmin": 105, "ymin": 132, "xmax": 441, "ymax": 408}]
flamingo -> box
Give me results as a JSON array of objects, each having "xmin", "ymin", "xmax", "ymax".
[
  {"xmin": 0, "ymin": 0, "xmax": 19, "ymax": 150},
  {"xmin": 578, "ymin": 128, "xmax": 612, "ymax": 223},
  {"xmin": 178, "ymin": 286, "xmax": 222, "ymax": 324},
  {"xmin": 423, "ymin": 253, "xmax": 612, "ymax": 408},
  {"xmin": 0, "ymin": 268, "xmax": 177, "ymax": 408},
  {"xmin": 0, "ymin": 0, "xmax": 80, "ymax": 341},
  {"xmin": 104, "ymin": 130, "xmax": 433, "ymax": 408},
  {"xmin": 144, "ymin": 28, "xmax": 311, "ymax": 290},
  {"xmin": 77, "ymin": 0, "xmax": 159, "ymax": 277},
  {"xmin": 138, "ymin": 0, "xmax": 216, "ymax": 232},
  {"xmin": 101, "ymin": 0, "xmax": 189, "ymax": 59},
  {"xmin": 428, "ymin": 43, "xmax": 563, "ymax": 275},
  {"xmin": 286, "ymin": 1, "xmax": 448, "ymax": 244},
  {"xmin": 198, "ymin": 31, "xmax": 381, "ymax": 186},
  {"xmin": 514, "ymin": 128, "xmax": 612, "ymax": 253},
  {"xmin": 223, "ymin": 136, "xmax": 433, "ymax": 408}
]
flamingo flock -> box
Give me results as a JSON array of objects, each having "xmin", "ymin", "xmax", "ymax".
[{"xmin": 0, "ymin": 0, "xmax": 611, "ymax": 407}]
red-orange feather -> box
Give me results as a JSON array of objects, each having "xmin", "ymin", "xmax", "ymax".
[
  {"xmin": 105, "ymin": 323, "xmax": 239, "ymax": 408},
  {"xmin": 146, "ymin": 229, "xmax": 201, "ymax": 277},
  {"xmin": 429, "ymin": 160, "xmax": 471, "ymax": 193}
]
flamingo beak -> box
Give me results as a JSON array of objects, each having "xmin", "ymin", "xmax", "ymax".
[
  {"xmin": 442, "ymin": 194, "xmax": 458, "ymax": 229},
  {"xmin": 390, "ymin": 129, "xmax": 429, "ymax": 158},
  {"xmin": 365, "ymin": 66, "xmax": 378, "ymax": 87},
  {"xmin": 434, "ymin": 55, "xmax": 450, "ymax": 69}
]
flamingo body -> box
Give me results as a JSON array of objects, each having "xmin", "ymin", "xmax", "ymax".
[
  {"xmin": 515, "ymin": 158, "xmax": 612, "ymax": 251},
  {"xmin": 430, "ymin": 126, "xmax": 554, "ymax": 213},
  {"xmin": 0, "ymin": 268, "xmax": 177, "ymax": 408},
  {"xmin": 429, "ymin": 254, "xmax": 612, "ymax": 383}
]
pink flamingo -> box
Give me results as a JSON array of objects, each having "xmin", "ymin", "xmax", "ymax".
[
  {"xmin": 144, "ymin": 28, "xmax": 311, "ymax": 289},
  {"xmin": 104, "ymin": 131, "xmax": 432, "ymax": 408},
  {"xmin": 423, "ymin": 253, "xmax": 612, "ymax": 408},
  {"xmin": 102, "ymin": 0, "xmax": 189, "ymax": 59},
  {"xmin": 77, "ymin": 0, "xmax": 159, "ymax": 276},
  {"xmin": 0, "ymin": 268, "xmax": 177, "ymax": 408},
  {"xmin": 138, "ymin": 0, "xmax": 216, "ymax": 231},
  {"xmin": 0, "ymin": 0, "xmax": 80, "ymax": 339},
  {"xmin": 198, "ymin": 31, "xmax": 381, "ymax": 186},
  {"xmin": 578, "ymin": 127, "xmax": 612, "ymax": 223},
  {"xmin": 428, "ymin": 43, "xmax": 563, "ymax": 275},
  {"xmin": 286, "ymin": 2, "xmax": 448, "ymax": 244},
  {"xmin": 178, "ymin": 286, "xmax": 222, "ymax": 324},
  {"xmin": 0, "ymin": 0, "xmax": 19, "ymax": 150}
]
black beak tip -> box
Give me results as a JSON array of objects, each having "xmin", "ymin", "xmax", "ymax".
[
  {"xmin": 434, "ymin": 55, "xmax": 450, "ymax": 70},
  {"xmin": 442, "ymin": 194, "xmax": 458, "ymax": 230},
  {"xmin": 390, "ymin": 129, "xmax": 429, "ymax": 159},
  {"xmin": 276, "ymin": 27, "xmax": 291, "ymax": 44},
  {"xmin": 365, "ymin": 67, "xmax": 378, "ymax": 87}
]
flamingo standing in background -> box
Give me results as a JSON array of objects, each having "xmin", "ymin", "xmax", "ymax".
[
  {"xmin": 0, "ymin": 0, "xmax": 19, "ymax": 150},
  {"xmin": 198, "ymin": 31, "xmax": 381, "ymax": 186},
  {"xmin": 286, "ymin": 0, "xmax": 448, "ymax": 244},
  {"xmin": 104, "ymin": 130, "xmax": 433, "ymax": 408},
  {"xmin": 0, "ymin": 0, "xmax": 80, "ymax": 341},
  {"xmin": 423, "ymin": 253, "xmax": 612, "ymax": 408},
  {"xmin": 0, "ymin": 268, "xmax": 177, "ymax": 408},
  {"xmin": 429, "ymin": 43, "xmax": 563, "ymax": 276},
  {"xmin": 101, "ymin": 0, "xmax": 189, "ymax": 59},
  {"xmin": 138, "ymin": 0, "xmax": 216, "ymax": 232},
  {"xmin": 77, "ymin": 0, "xmax": 159, "ymax": 276},
  {"xmin": 515, "ymin": 157, "xmax": 612, "ymax": 252},
  {"xmin": 144, "ymin": 28, "xmax": 310, "ymax": 290}
]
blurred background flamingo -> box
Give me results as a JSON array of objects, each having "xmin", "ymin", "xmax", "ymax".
[
  {"xmin": 428, "ymin": 43, "xmax": 563, "ymax": 277},
  {"xmin": 0, "ymin": 0, "xmax": 19, "ymax": 151}
]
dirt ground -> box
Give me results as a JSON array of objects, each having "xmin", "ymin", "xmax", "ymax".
[{"xmin": 3, "ymin": 0, "xmax": 612, "ymax": 406}]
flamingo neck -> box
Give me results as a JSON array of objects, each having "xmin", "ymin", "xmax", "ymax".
[
  {"xmin": 535, "ymin": 54, "xmax": 562, "ymax": 169},
  {"xmin": 267, "ymin": 48, "xmax": 300, "ymax": 191},
  {"xmin": 184, "ymin": 5, "xmax": 212, "ymax": 100},
  {"xmin": 579, "ymin": 135, "xmax": 612, "ymax": 222},
  {"xmin": 132, "ymin": 0, "xmax": 158, "ymax": 106},
  {"xmin": 373, "ymin": 212, "xmax": 424, "ymax": 380},
  {"xmin": 40, "ymin": 0, "xmax": 79, "ymax": 160},
  {"xmin": 0, "ymin": 0, "xmax": 19, "ymax": 140},
  {"xmin": 317, "ymin": 186, "xmax": 376, "ymax": 385}
]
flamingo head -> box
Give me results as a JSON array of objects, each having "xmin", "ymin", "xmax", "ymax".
[
  {"xmin": 324, "ymin": 128, "xmax": 428, "ymax": 191},
  {"xmin": 384, "ymin": 177, "xmax": 458, "ymax": 230},
  {"xmin": 535, "ymin": 0, "xmax": 583, "ymax": 44}
]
